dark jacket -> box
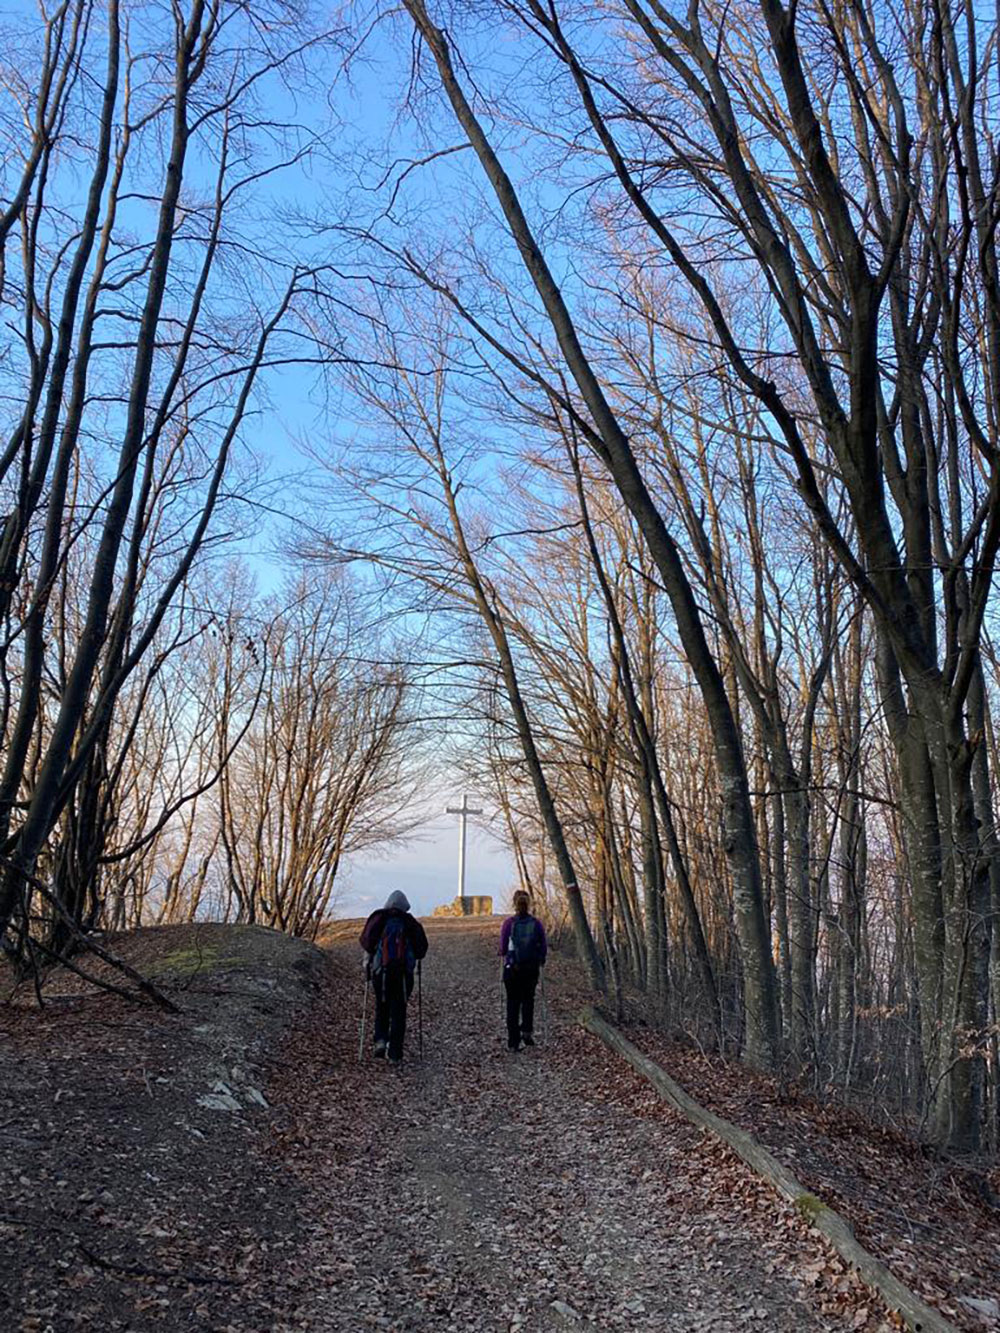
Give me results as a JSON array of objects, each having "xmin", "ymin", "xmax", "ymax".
[{"xmin": 360, "ymin": 908, "xmax": 428, "ymax": 965}]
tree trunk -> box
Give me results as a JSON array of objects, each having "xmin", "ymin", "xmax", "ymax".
[{"xmin": 402, "ymin": 0, "xmax": 778, "ymax": 1066}]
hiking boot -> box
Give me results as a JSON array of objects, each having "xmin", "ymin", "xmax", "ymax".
[
  {"xmin": 521, "ymin": 1033, "xmax": 535, "ymax": 1047},
  {"xmin": 387, "ymin": 1054, "xmax": 402, "ymax": 1067},
  {"xmin": 507, "ymin": 1040, "xmax": 521, "ymax": 1052},
  {"xmin": 373, "ymin": 1039, "xmax": 387, "ymax": 1058}
]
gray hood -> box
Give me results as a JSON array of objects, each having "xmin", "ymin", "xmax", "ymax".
[{"xmin": 384, "ymin": 889, "xmax": 410, "ymax": 912}]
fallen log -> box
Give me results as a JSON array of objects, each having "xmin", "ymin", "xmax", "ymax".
[{"xmin": 579, "ymin": 1005, "xmax": 957, "ymax": 1333}]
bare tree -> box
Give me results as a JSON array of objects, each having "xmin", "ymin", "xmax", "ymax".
[
  {"xmin": 0, "ymin": 0, "xmax": 324, "ymax": 968},
  {"xmin": 216, "ymin": 569, "xmax": 421, "ymax": 937}
]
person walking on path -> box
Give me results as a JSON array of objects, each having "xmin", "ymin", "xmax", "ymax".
[
  {"xmin": 499, "ymin": 890, "xmax": 547, "ymax": 1051},
  {"xmin": 360, "ymin": 890, "xmax": 429, "ymax": 1065}
]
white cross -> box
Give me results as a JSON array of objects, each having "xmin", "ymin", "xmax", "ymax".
[{"xmin": 445, "ymin": 794, "xmax": 483, "ymax": 902}]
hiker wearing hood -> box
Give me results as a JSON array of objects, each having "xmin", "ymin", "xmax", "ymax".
[{"xmin": 360, "ymin": 891, "xmax": 428, "ymax": 1064}]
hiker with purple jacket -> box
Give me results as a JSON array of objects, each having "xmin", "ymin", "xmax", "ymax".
[
  {"xmin": 499, "ymin": 890, "xmax": 547, "ymax": 1051},
  {"xmin": 360, "ymin": 890, "xmax": 428, "ymax": 1065}
]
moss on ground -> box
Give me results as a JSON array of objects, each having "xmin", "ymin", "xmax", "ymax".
[
  {"xmin": 146, "ymin": 944, "xmax": 243, "ymax": 977},
  {"xmin": 794, "ymin": 1193, "xmax": 826, "ymax": 1222}
]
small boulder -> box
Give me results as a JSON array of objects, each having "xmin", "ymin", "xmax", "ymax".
[
  {"xmin": 197, "ymin": 1090, "xmax": 242, "ymax": 1112},
  {"xmin": 550, "ymin": 1301, "xmax": 580, "ymax": 1322}
]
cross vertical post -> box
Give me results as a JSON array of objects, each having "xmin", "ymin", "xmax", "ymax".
[{"xmin": 445, "ymin": 794, "xmax": 483, "ymax": 906}]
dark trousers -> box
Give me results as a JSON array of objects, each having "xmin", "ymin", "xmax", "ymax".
[
  {"xmin": 373, "ymin": 967, "xmax": 413, "ymax": 1060},
  {"xmin": 504, "ymin": 965, "xmax": 539, "ymax": 1046}
]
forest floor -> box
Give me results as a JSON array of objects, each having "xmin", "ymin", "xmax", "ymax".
[
  {"xmin": 0, "ymin": 917, "xmax": 996, "ymax": 1332},
  {"xmin": 625, "ymin": 1027, "xmax": 1000, "ymax": 1331}
]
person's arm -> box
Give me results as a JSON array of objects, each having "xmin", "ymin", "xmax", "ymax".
[
  {"xmin": 499, "ymin": 917, "xmax": 512, "ymax": 957},
  {"xmin": 536, "ymin": 917, "xmax": 548, "ymax": 964},
  {"xmin": 359, "ymin": 910, "xmax": 384, "ymax": 955},
  {"xmin": 409, "ymin": 917, "xmax": 429, "ymax": 960}
]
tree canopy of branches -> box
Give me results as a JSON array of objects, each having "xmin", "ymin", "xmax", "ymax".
[
  {"xmin": 5, "ymin": 0, "xmax": 1000, "ymax": 1159},
  {"xmin": 305, "ymin": 0, "xmax": 1000, "ymax": 1152}
]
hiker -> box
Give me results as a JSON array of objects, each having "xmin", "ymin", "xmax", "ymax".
[
  {"xmin": 360, "ymin": 890, "xmax": 428, "ymax": 1065},
  {"xmin": 499, "ymin": 890, "xmax": 547, "ymax": 1051}
]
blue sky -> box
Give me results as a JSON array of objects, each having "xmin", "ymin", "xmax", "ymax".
[{"xmin": 218, "ymin": 23, "xmax": 531, "ymax": 919}]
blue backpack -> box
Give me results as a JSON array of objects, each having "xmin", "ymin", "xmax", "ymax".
[
  {"xmin": 508, "ymin": 916, "xmax": 543, "ymax": 967},
  {"xmin": 373, "ymin": 913, "xmax": 415, "ymax": 976}
]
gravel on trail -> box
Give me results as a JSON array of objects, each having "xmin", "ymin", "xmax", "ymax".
[{"xmin": 271, "ymin": 917, "xmax": 885, "ymax": 1333}]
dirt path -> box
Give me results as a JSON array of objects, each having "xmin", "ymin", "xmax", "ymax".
[
  {"xmin": 272, "ymin": 918, "xmax": 877, "ymax": 1333},
  {"xmin": 1, "ymin": 918, "xmax": 887, "ymax": 1331}
]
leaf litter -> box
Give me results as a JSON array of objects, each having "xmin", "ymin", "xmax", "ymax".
[{"xmin": 0, "ymin": 917, "xmax": 963, "ymax": 1331}]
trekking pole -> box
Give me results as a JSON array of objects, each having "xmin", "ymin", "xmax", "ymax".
[
  {"xmin": 418, "ymin": 960, "xmax": 424, "ymax": 1059},
  {"xmin": 358, "ymin": 959, "xmax": 369, "ymax": 1062},
  {"xmin": 541, "ymin": 969, "xmax": 548, "ymax": 1044}
]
